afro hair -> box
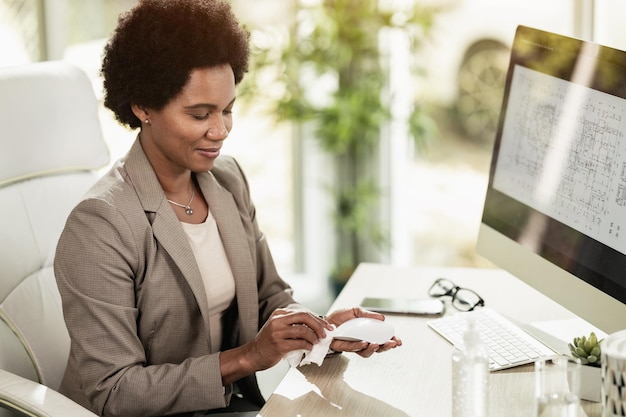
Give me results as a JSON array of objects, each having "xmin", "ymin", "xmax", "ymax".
[{"xmin": 101, "ymin": 0, "xmax": 250, "ymax": 129}]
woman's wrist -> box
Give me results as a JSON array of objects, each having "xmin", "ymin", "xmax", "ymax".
[{"xmin": 219, "ymin": 345, "xmax": 257, "ymax": 386}]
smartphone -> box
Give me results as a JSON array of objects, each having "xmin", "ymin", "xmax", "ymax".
[{"xmin": 360, "ymin": 297, "xmax": 445, "ymax": 316}]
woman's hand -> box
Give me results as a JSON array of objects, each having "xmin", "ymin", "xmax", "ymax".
[
  {"xmin": 326, "ymin": 307, "xmax": 403, "ymax": 358},
  {"xmin": 252, "ymin": 309, "xmax": 334, "ymax": 369},
  {"xmin": 221, "ymin": 308, "xmax": 333, "ymax": 384}
]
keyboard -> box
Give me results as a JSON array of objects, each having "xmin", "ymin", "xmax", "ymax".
[{"xmin": 428, "ymin": 307, "xmax": 556, "ymax": 371}]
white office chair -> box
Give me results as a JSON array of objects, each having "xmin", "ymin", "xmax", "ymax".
[{"xmin": 0, "ymin": 61, "xmax": 109, "ymax": 417}]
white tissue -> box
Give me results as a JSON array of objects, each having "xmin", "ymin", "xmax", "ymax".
[{"xmin": 285, "ymin": 328, "xmax": 337, "ymax": 367}]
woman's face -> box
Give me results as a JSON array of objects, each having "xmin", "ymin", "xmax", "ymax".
[{"xmin": 137, "ymin": 64, "xmax": 236, "ymax": 175}]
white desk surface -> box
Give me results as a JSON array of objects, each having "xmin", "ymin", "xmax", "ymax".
[{"xmin": 258, "ymin": 263, "xmax": 602, "ymax": 417}]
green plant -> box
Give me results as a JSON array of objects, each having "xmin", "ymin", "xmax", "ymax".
[
  {"xmin": 241, "ymin": 0, "xmax": 443, "ymax": 289},
  {"xmin": 568, "ymin": 332, "xmax": 603, "ymax": 367}
]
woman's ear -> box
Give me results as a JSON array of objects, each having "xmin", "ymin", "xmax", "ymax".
[{"xmin": 131, "ymin": 104, "xmax": 150, "ymax": 125}]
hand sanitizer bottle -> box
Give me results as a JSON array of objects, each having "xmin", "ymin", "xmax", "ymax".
[{"xmin": 452, "ymin": 316, "xmax": 489, "ymax": 417}]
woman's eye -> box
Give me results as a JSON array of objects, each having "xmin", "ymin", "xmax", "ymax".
[{"xmin": 190, "ymin": 109, "xmax": 232, "ymax": 120}]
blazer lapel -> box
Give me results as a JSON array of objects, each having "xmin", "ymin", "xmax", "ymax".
[
  {"xmin": 197, "ymin": 172, "xmax": 259, "ymax": 343},
  {"xmin": 123, "ymin": 139, "xmax": 212, "ymax": 331},
  {"xmin": 124, "ymin": 138, "xmax": 259, "ymax": 343}
]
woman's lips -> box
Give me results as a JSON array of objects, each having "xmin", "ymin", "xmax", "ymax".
[{"xmin": 197, "ymin": 147, "xmax": 220, "ymax": 159}]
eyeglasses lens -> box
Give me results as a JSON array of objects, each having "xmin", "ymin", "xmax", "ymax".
[
  {"xmin": 452, "ymin": 288, "xmax": 482, "ymax": 312},
  {"xmin": 429, "ymin": 279, "xmax": 455, "ymax": 297}
]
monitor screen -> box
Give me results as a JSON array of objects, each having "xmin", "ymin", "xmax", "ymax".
[{"xmin": 477, "ymin": 25, "xmax": 626, "ymax": 333}]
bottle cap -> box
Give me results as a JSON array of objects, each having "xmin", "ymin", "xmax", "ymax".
[{"xmin": 463, "ymin": 316, "xmax": 482, "ymax": 349}]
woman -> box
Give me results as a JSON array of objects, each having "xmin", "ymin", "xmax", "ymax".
[{"xmin": 54, "ymin": 1, "xmax": 401, "ymax": 416}]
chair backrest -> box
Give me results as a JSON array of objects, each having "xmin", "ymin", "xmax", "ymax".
[{"xmin": 0, "ymin": 61, "xmax": 110, "ymax": 393}]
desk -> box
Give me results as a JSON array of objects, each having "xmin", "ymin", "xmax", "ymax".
[{"xmin": 259, "ymin": 263, "xmax": 602, "ymax": 417}]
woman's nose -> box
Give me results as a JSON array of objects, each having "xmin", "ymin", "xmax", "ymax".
[{"xmin": 206, "ymin": 116, "xmax": 229, "ymax": 139}]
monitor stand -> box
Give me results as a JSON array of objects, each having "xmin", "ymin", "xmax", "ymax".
[{"xmin": 516, "ymin": 317, "xmax": 607, "ymax": 356}]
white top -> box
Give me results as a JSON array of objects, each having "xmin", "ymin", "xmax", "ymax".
[{"xmin": 180, "ymin": 210, "xmax": 236, "ymax": 352}]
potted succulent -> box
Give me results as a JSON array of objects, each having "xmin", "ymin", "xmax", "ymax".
[{"xmin": 568, "ymin": 332, "xmax": 603, "ymax": 402}]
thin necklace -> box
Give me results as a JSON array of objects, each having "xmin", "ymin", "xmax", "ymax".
[{"xmin": 167, "ymin": 188, "xmax": 195, "ymax": 215}]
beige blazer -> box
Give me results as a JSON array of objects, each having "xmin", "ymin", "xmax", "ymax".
[{"xmin": 54, "ymin": 139, "xmax": 297, "ymax": 417}]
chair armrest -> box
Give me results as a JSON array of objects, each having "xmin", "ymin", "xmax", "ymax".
[{"xmin": 0, "ymin": 370, "xmax": 97, "ymax": 417}]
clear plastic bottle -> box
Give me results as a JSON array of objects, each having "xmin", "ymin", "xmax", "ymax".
[{"xmin": 452, "ymin": 316, "xmax": 489, "ymax": 417}]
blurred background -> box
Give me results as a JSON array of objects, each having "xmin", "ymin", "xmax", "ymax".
[{"xmin": 2, "ymin": 0, "xmax": 626, "ymax": 313}]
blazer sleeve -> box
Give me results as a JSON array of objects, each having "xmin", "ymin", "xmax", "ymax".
[{"xmin": 54, "ymin": 196, "xmax": 231, "ymax": 417}]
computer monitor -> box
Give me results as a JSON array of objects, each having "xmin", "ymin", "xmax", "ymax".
[{"xmin": 477, "ymin": 25, "xmax": 626, "ymax": 334}]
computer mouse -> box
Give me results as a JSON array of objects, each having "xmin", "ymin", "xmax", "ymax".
[{"xmin": 333, "ymin": 317, "xmax": 395, "ymax": 345}]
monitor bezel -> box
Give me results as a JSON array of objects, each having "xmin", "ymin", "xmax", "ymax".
[{"xmin": 477, "ymin": 25, "xmax": 626, "ymax": 334}]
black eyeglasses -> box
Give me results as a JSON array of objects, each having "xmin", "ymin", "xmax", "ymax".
[{"xmin": 428, "ymin": 278, "xmax": 485, "ymax": 312}]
